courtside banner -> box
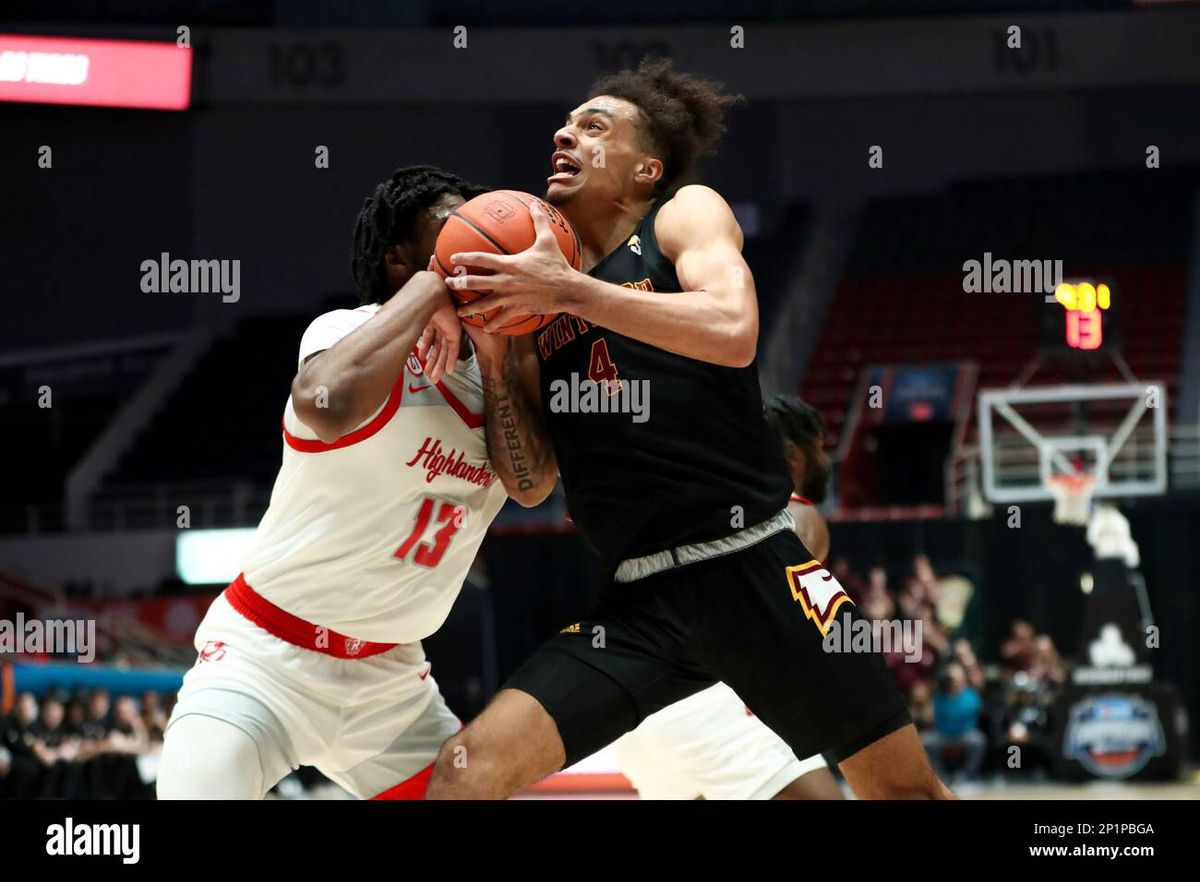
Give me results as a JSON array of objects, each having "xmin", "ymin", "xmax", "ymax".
[{"xmin": 0, "ymin": 34, "xmax": 191, "ymax": 110}]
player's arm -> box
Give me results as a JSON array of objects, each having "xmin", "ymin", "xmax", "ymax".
[
  {"xmin": 449, "ymin": 186, "xmax": 758, "ymax": 368},
  {"xmin": 469, "ymin": 329, "xmax": 558, "ymax": 507},
  {"xmin": 789, "ymin": 500, "xmax": 830, "ymax": 562},
  {"xmin": 582, "ymin": 184, "xmax": 759, "ymax": 366},
  {"xmin": 292, "ymin": 271, "xmax": 458, "ymax": 444}
]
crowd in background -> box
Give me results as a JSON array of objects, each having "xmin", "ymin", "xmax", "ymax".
[
  {"xmin": 0, "ymin": 687, "xmax": 170, "ymax": 799},
  {"xmin": 833, "ymin": 553, "xmax": 1069, "ymax": 783},
  {"xmin": 1, "ymin": 553, "xmax": 1075, "ymax": 798}
]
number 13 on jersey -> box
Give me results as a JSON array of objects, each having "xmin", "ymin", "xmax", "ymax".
[{"xmin": 394, "ymin": 497, "xmax": 467, "ymax": 568}]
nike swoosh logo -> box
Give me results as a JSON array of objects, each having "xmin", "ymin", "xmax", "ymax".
[
  {"xmin": 409, "ymin": 383, "xmax": 431, "ymax": 393},
  {"xmin": 419, "ymin": 665, "xmax": 431, "ymax": 680}
]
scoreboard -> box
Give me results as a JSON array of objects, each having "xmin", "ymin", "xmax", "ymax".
[{"xmin": 1039, "ymin": 280, "xmax": 1120, "ymax": 355}]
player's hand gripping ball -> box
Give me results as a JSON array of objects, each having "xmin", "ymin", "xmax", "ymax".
[{"xmin": 433, "ymin": 190, "xmax": 581, "ymax": 335}]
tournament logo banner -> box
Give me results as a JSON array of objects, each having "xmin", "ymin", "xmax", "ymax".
[{"xmin": 1063, "ymin": 693, "xmax": 1165, "ymax": 779}]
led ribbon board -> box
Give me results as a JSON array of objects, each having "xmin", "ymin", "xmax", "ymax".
[{"xmin": 0, "ymin": 34, "xmax": 191, "ymax": 110}]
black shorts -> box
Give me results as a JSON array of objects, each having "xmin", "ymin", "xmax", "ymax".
[{"xmin": 504, "ymin": 528, "xmax": 912, "ymax": 768}]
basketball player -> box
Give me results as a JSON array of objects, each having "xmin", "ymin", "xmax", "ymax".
[
  {"xmin": 430, "ymin": 60, "xmax": 950, "ymax": 799},
  {"xmin": 611, "ymin": 395, "xmax": 844, "ymax": 800},
  {"xmin": 157, "ymin": 166, "xmax": 520, "ymax": 799}
]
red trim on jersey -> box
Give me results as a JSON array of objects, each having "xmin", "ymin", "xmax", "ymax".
[
  {"xmin": 370, "ymin": 762, "xmax": 436, "ymax": 800},
  {"xmin": 415, "ymin": 351, "xmax": 485, "ymax": 429},
  {"xmin": 224, "ymin": 574, "xmax": 398, "ymax": 659},
  {"xmin": 282, "ymin": 375, "xmax": 405, "ymax": 453},
  {"xmin": 432, "ymin": 378, "xmax": 484, "ymax": 429},
  {"xmin": 790, "ymin": 494, "xmax": 815, "ymax": 506}
]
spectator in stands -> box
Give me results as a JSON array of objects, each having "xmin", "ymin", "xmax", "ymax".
[
  {"xmin": 952, "ymin": 639, "xmax": 985, "ymax": 691},
  {"xmin": 141, "ymin": 691, "xmax": 168, "ymax": 742},
  {"xmin": 922, "ymin": 662, "xmax": 986, "ymax": 784},
  {"xmin": 28, "ymin": 694, "xmax": 84, "ymax": 798},
  {"xmin": 69, "ymin": 693, "xmax": 153, "ymax": 799},
  {"xmin": 909, "ymin": 553, "xmax": 941, "ymax": 607},
  {"xmin": 109, "ymin": 695, "xmax": 151, "ymax": 755},
  {"xmin": 1000, "ymin": 619, "xmax": 1037, "ymax": 672},
  {"xmin": 1027, "ymin": 635, "xmax": 1067, "ymax": 687},
  {"xmin": 908, "ymin": 680, "xmax": 934, "ymax": 731},
  {"xmin": 859, "ymin": 566, "xmax": 894, "ymax": 621},
  {"xmin": 81, "ymin": 688, "xmax": 112, "ymax": 741},
  {"xmin": 1001, "ymin": 621, "xmax": 1067, "ymax": 689},
  {"xmin": 64, "ymin": 693, "xmax": 88, "ymax": 737},
  {"xmin": 1, "ymin": 692, "xmax": 41, "ymax": 799}
]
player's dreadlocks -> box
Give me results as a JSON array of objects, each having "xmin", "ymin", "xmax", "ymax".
[
  {"xmin": 350, "ymin": 165, "xmax": 487, "ymax": 305},
  {"xmin": 764, "ymin": 394, "xmax": 830, "ymax": 502},
  {"xmin": 589, "ymin": 58, "xmax": 743, "ymax": 195}
]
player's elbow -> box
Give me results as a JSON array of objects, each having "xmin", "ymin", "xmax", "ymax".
[
  {"xmin": 718, "ymin": 320, "xmax": 758, "ymax": 368},
  {"xmin": 291, "ymin": 373, "xmax": 351, "ymax": 444},
  {"xmin": 506, "ymin": 478, "xmax": 555, "ymax": 508}
]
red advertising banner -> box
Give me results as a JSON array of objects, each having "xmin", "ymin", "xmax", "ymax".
[{"xmin": 0, "ymin": 34, "xmax": 191, "ymax": 110}]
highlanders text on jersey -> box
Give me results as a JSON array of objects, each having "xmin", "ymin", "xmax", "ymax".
[{"xmin": 238, "ymin": 305, "xmax": 507, "ymax": 643}]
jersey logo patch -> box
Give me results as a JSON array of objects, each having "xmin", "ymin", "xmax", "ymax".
[
  {"xmin": 627, "ymin": 234, "xmax": 641, "ymax": 255},
  {"xmin": 199, "ymin": 640, "xmax": 227, "ymax": 662},
  {"xmin": 786, "ymin": 560, "xmax": 852, "ymax": 636}
]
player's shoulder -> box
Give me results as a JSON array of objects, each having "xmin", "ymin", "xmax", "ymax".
[
  {"xmin": 656, "ymin": 185, "xmax": 730, "ymax": 222},
  {"xmin": 297, "ymin": 304, "xmax": 380, "ymax": 367},
  {"xmin": 654, "ymin": 185, "xmax": 738, "ymax": 251},
  {"xmin": 306, "ymin": 304, "xmax": 378, "ymax": 329}
]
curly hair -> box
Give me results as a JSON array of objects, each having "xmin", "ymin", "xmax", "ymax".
[
  {"xmin": 764, "ymin": 394, "xmax": 826, "ymax": 451},
  {"xmin": 350, "ymin": 165, "xmax": 487, "ymax": 304},
  {"xmin": 589, "ymin": 58, "xmax": 743, "ymax": 195},
  {"xmin": 764, "ymin": 394, "xmax": 829, "ymax": 502}
]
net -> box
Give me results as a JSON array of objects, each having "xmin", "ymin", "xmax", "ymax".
[{"xmin": 1048, "ymin": 473, "xmax": 1096, "ymax": 526}]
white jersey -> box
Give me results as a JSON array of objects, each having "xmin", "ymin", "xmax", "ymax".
[{"xmin": 238, "ymin": 304, "xmax": 508, "ymax": 643}]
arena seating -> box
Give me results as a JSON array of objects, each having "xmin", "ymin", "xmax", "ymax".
[{"xmin": 803, "ymin": 170, "xmax": 1197, "ymax": 456}]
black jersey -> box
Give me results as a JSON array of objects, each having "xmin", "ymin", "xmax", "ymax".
[{"xmin": 535, "ymin": 200, "xmax": 791, "ymax": 568}]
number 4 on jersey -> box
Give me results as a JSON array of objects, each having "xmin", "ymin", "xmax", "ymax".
[
  {"xmin": 394, "ymin": 497, "xmax": 466, "ymax": 568},
  {"xmin": 588, "ymin": 338, "xmax": 623, "ymax": 395}
]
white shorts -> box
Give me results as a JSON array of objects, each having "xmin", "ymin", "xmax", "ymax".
[
  {"xmin": 164, "ymin": 593, "xmax": 459, "ymax": 799},
  {"xmin": 610, "ymin": 682, "xmax": 828, "ymax": 800}
]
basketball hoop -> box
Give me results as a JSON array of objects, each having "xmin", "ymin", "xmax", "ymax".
[{"xmin": 1048, "ymin": 473, "xmax": 1096, "ymax": 526}]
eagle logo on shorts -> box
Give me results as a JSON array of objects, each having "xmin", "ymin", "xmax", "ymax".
[{"xmin": 785, "ymin": 561, "xmax": 852, "ymax": 636}]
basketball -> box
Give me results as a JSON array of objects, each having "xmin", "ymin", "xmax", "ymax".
[{"xmin": 433, "ymin": 189, "xmax": 582, "ymax": 335}]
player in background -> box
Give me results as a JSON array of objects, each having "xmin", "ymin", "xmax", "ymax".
[
  {"xmin": 427, "ymin": 60, "xmax": 949, "ymax": 799},
  {"xmin": 611, "ymin": 395, "xmax": 843, "ymax": 800},
  {"xmin": 158, "ymin": 166, "xmax": 529, "ymax": 799}
]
